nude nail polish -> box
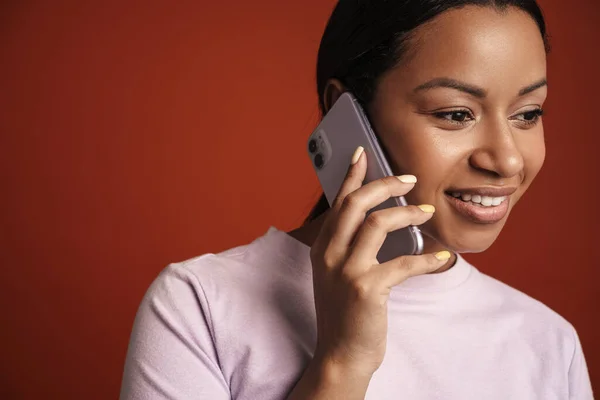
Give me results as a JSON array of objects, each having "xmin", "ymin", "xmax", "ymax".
[
  {"xmin": 397, "ymin": 175, "xmax": 417, "ymax": 183},
  {"xmin": 351, "ymin": 146, "xmax": 364, "ymax": 165}
]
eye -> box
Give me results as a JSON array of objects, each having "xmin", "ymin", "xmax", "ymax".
[
  {"xmin": 511, "ymin": 108, "xmax": 544, "ymax": 127},
  {"xmin": 432, "ymin": 109, "xmax": 475, "ymax": 125}
]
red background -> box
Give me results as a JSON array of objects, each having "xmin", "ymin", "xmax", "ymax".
[{"xmin": 1, "ymin": 1, "xmax": 598, "ymax": 398}]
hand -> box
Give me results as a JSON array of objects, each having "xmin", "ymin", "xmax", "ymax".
[{"xmin": 309, "ymin": 146, "xmax": 451, "ymax": 376}]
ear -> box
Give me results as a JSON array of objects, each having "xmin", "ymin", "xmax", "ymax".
[{"xmin": 322, "ymin": 79, "xmax": 347, "ymax": 113}]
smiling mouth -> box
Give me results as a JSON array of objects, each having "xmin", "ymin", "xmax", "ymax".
[
  {"xmin": 443, "ymin": 188, "xmax": 515, "ymax": 224},
  {"xmin": 446, "ymin": 192, "xmax": 508, "ymax": 207}
]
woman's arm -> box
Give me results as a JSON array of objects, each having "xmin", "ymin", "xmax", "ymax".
[
  {"xmin": 286, "ymin": 355, "xmax": 373, "ymax": 400},
  {"xmin": 120, "ymin": 265, "xmax": 230, "ymax": 400}
]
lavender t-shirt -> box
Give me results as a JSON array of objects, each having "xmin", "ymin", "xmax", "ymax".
[{"xmin": 120, "ymin": 227, "xmax": 594, "ymax": 399}]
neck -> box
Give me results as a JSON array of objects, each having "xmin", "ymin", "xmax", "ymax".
[{"xmin": 287, "ymin": 210, "xmax": 329, "ymax": 248}]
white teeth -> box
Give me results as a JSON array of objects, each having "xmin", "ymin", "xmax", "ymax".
[
  {"xmin": 451, "ymin": 192, "xmax": 507, "ymax": 207},
  {"xmin": 481, "ymin": 196, "xmax": 493, "ymax": 206}
]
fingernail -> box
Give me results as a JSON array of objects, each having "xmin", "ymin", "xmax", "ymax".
[
  {"xmin": 434, "ymin": 251, "xmax": 451, "ymax": 261},
  {"xmin": 397, "ymin": 175, "xmax": 417, "ymax": 184},
  {"xmin": 351, "ymin": 146, "xmax": 364, "ymax": 165},
  {"xmin": 418, "ymin": 204, "xmax": 435, "ymax": 213}
]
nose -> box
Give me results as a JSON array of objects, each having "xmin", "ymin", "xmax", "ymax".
[{"xmin": 469, "ymin": 119, "xmax": 525, "ymax": 178}]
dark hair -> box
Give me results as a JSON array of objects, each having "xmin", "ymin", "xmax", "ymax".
[{"xmin": 304, "ymin": 0, "xmax": 550, "ymax": 224}]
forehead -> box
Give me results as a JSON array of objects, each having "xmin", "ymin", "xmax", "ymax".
[{"xmin": 386, "ymin": 6, "xmax": 547, "ymax": 94}]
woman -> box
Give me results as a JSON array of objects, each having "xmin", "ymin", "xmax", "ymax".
[{"xmin": 120, "ymin": 1, "xmax": 594, "ymax": 399}]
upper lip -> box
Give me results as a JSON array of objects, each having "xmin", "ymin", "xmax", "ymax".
[{"xmin": 445, "ymin": 186, "xmax": 518, "ymax": 197}]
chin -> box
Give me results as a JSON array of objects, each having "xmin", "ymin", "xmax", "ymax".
[{"xmin": 421, "ymin": 221, "xmax": 505, "ymax": 254}]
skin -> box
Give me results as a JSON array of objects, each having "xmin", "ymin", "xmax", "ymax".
[{"xmin": 289, "ymin": 5, "xmax": 547, "ymax": 272}]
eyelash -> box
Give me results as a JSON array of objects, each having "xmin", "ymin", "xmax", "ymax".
[{"xmin": 433, "ymin": 108, "xmax": 545, "ymax": 127}]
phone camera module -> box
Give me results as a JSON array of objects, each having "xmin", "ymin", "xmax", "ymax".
[
  {"xmin": 308, "ymin": 139, "xmax": 318, "ymax": 154},
  {"xmin": 314, "ymin": 153, "xmax": 324, "ymax": 169}
]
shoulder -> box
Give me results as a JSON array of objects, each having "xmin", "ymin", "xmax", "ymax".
[
  {"xmin": 145, "ymin": 227, "xmax": 311, "ymax": 316},
  {"xmin": 140, "ymin": 228, "xmax": 316, "ymax": 368},
  {"xmin": 122, "ymin": 238, "xmax": 282, "ymax": 398},
  {"xmin": 143, "ymin": 244, "xmax": 249, "ymax": 309},
  {"xmin": 471, "ymin": 265, "xmax": 578, "ymax": 345},
  {"xmin": 168, "ymin": 232, "xmax": 308, "ymax": 294}
]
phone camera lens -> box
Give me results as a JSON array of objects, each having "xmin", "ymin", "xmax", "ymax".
[
  {"xmin": 308, "ymin": 139, "xmax": 318, "ymax": 154},
  {"xmin": 314, "ymin": 153, "xmax": 324, "ymax": 169}
]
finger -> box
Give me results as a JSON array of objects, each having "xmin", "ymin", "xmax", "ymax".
[
  {"xmin": 364, "ymin": 251, "xmax": 453, "ymax": 289},
  {"xmin": 347, "ymin": 205, "xmax": 435, "ymax": 268},
  {"xmin": 327, "ymin": 177, "xmax": 419, "ymax": 261},
  {"xmin": 319, "ymin": 146, "xmax": 367, "ymax": 246},
  {"xmin": 330, "ymin": 146, "xmax": 367, "ymax": 212},
  {"xmin": 315, "ymin": 146, "xmax": 368, "ymax": 266}
]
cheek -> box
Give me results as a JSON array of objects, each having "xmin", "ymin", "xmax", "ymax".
[
  {"xmin": 380, "ymin": 122, "xmax": 467, "ymax": 194},
  {"xmin": 388, "ymin": 138, "xmax": 461, "ymax": 206},
  {"xmin": 372, "ymin": 108, "xmax": 468, "ymax": 200},
  {"xmin": 386, "ymin": 134, "xmax": 447, "ymax": 180},
  {"xmin": 520, "ymin": 132, "xmax": 546, "ymax": 186}
]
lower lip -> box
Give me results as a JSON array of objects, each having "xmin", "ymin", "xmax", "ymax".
[{"xmin": 445, "ymin": 194, "xmax": 510, "ymax": 224}]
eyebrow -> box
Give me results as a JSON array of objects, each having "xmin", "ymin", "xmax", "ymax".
[
  {"xmin": 413, "ymin": 77, "xmax": 547, "ymax": 98},
  {"xmin": 518, "ymin": 78, "xmax": 548, "ymax": 96}
]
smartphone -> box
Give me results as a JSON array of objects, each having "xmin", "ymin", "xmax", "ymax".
[{"xmin": 307, "ymin": 92, "xmax": 424, "ymax": 262}]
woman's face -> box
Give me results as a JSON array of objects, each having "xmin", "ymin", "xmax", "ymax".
[{"xmin": 368, "ymin": 6, "xmax": 547, "ymax": 253}]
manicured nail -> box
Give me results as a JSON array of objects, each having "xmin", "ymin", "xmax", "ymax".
[
  {"xmin": 351, "ymin": 146, "xmax": 364, "ymax": 165},
  {"xmin": 418, "ymin": 204, "xmax": 435, "ymax": 213},
  {"xmin": 435, "ymin": 251, "xmax": 451, "ymax": 261},
  {"xmin": 397, "ymin": 175, "xmax": 417, "ymax": 183}
]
